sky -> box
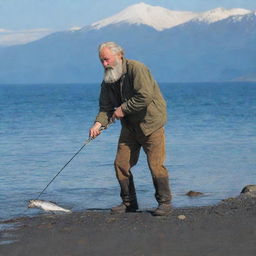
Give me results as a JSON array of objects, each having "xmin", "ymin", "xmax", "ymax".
[{"xmin": 0, "ymin": 0, "xmax": 256, "ymax": 45}]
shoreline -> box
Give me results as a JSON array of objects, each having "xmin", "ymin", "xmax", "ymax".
[{"xmin": 1, "ymin": 193, "xmax": 256, "ymax": 256}]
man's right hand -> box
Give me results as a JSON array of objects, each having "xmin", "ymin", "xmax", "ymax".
[{"xmin": 89, "ymin": 122, "xmax": 102, "ymax": 139}]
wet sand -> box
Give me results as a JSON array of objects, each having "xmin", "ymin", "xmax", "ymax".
[{"xmin": 1, "ymin": 195, "xmax": 256, "ymax": 256}]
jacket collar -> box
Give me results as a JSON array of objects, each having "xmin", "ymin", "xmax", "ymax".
[{"xmin": 121, "ymin": 57, "xmax": 128, "ymax": 76}]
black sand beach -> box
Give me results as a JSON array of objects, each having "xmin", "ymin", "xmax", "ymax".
[{"xmin": 1, "ymin": 194, "xmax": 256, "ymax": 256}]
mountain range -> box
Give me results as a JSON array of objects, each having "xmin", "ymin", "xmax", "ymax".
[{"xmin": 0, "ymin": 2, "xmax": 255, "ymax": 83}]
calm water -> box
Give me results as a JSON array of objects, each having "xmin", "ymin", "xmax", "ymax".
[{"xmin": 0, "ymin": 82, "xmax": 255, "ymax": 220}]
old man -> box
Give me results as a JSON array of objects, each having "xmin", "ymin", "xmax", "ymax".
[{"xmin": 89, "ymin": 42, "xmax": 171, "ymax": 216}]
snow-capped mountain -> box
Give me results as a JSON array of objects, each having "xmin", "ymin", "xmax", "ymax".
[
  {"xmin": 0, "ymin": 3, "xmax": 255, "ymax": 83},
  {"xmin": 90, "ymin": 2, "xmax": 252, "ymax": 31},
  {"xmin": 192, "ymin": 7, "xmax": 251, "ymax": 24},
  {"xmin": 91, "ymin": 2, "xmax": 197, "ymax": 31}
]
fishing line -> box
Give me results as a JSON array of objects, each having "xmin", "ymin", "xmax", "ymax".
[{"xmin": 36, "ymin": 125, "xmax": 110, "ymax": 200}]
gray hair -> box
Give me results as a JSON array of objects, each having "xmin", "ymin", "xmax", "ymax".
[{"xmin": 98, "ymin": 42, "xmax": 125, "ymax": 56}]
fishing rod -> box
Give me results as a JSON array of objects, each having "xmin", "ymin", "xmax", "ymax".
[{"xmin": 35, "ymin": 124, "xmax": 110, "ymax": 200}]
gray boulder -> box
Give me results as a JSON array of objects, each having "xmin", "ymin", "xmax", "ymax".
[{"xmin": 241, "ymin": 185, "xmax": 256, "ymax": 196}]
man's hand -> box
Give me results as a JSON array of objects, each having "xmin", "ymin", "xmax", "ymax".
[
  {"xmin": 111, "ymin": 106, "xmax": 125, "ymax": 122},
  {"xmin": 89, "ymin": 122, "xmax": 102, "ymax": 139}
]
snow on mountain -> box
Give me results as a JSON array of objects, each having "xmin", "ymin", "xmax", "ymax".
[
  {"xmin": 226, "ymin": 11, "xmax": 256, "ymax": 23},
  {"xmin": 191, "ymin": 7, "xmax": 251, "ymax": 24},
  {"xmin": 90, "ymin": 3, "xmax": 252, "ymax": 31},
  {"xmin": 69, "ymin": 26, "xmax": 82, "ymax": 31},
  {"xmin": 91, "ymin": 2, "xmax": 197, "ymax": 31}
]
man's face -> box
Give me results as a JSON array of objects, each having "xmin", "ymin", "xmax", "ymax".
[
  {"xmin": 99, "ymin": 47, "xmax": 123, "ymax": 83},
  {"xmin": 99, "ymin": 47, "xmax": 122, "ymax": 69}
]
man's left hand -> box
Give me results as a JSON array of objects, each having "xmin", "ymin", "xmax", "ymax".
[{"xmin": 112, "ymin": 106, "xmax": 125, "ymax": 121}]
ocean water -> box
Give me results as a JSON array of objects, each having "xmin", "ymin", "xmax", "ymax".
[{"xmin": 0, "ymin": 82, "xmax": 255, "ymax": 221}]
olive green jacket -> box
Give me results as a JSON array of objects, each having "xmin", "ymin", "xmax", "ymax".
[{"xmin": 95, "ymin": 58, "xmax": 167, "ymax": 136}]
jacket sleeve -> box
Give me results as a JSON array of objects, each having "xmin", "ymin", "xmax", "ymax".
[
  {"xmin": 121, "ymin": 63, "xmax": 154, "ymax": 114},
  {"xmin": 94, "ymin": 83, "xmax": 113, "ymax": 127}
]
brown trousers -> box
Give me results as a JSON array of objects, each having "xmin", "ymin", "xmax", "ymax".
[{"xmin": 114, "ymin": 126, "xmax": 172, "ymax": 204}]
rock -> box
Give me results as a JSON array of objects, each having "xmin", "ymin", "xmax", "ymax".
[
  {"xmin": 186, "ymin": 190, "xmax": 203, "ymax": 197},
  {"xmin": 241, "ymin": 185, "xmax": 256, "ymax": 195},
  {"xmin": 177, "ymin": 215, "xmax": 186, "ymax": 220}
]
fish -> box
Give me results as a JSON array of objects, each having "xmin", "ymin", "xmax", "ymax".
[{"xmin": 28, "ymin": 199, "xmax": 72, "ymax": 213}]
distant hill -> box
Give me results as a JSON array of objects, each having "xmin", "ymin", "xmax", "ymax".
[{"xmin": 0, "ymin": 2, "xmax": 255, "ymax": 83}]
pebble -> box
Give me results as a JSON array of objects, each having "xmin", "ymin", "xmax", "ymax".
[
  {"xmin": 177, "ymin": 215, "xmax": 186, "ymax": 220},
  {"xmin": 241, "ymin": 185, "xmax": 256, "ymax": 195}
]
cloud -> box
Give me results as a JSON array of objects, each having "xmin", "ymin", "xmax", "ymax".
[{"xmin": 0, "ymin": 28, "xmax": 54, "ymax": 46}]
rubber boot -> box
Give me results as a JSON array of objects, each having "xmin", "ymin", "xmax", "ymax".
[
  {"xmin": 111, "ymin": 201, "xmax": 138, "ymax": 213},
  {"xmin": 152, "ymin": 177, "xmax": 172, "ymax": 216},
  {"xmin": 111, "ymin": 175, "xmax": 138, "ymax": 213}
]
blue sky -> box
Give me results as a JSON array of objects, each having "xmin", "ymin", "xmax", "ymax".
[{"xmin": 0, "ymin": 0, "xmax": 256, "ymax": 45}]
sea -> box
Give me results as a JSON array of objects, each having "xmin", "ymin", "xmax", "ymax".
[{"xmin": 0, "ymin": 82, "xmax": 256, "ymax": 221}]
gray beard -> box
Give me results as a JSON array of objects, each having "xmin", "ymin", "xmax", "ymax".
[{"xmin": 103, "ymin": 60, "xmax": 123, "ymax": 83}]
